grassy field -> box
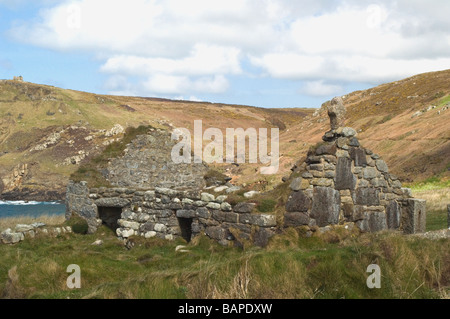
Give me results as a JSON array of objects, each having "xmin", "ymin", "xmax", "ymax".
[
  {"xmin": 0, "ymin": 216, "xmax": 448, "ymax": 299},
  {"xmin": 0, "ymin": 179, "xmax": 448, "ymax": 299}
]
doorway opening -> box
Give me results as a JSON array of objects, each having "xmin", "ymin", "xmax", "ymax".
[
  {"xmin": 98, "ymin": 206, "xmax": 122, "ymax": 231},
  {"xmin": 177, "ymin": 217, "xmax": 193, "ymax": 242}
]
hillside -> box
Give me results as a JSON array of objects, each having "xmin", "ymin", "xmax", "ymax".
[{"xmin": 0, "ymin": 69, "xmax": 449, "ymax": 200}]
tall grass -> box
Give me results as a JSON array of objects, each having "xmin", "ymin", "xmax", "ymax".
[
  {"xmin": 0, "ymin": 225, "xmax": 448, "ymax": 299},
  {"xmin": 0, "ymin": 214, "xmax": 65, "ymax": 232}
]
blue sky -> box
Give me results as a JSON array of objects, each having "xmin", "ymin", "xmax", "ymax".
[{"xmin": 1, "ymin": 0, "xmax": 450, "ymax": 108}]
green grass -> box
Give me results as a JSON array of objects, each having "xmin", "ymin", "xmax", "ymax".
[
  {"xmin": 439, "ymin": 95, "xmax": 450, "ymax": 107},
  {"xmin": 407, "ymin": 176, "xmax": 450, "ymax": 192},
  {"xmin": 426, "ymin": 210, "xmax": 448, "ymax": 232},
  {"xmin": 0, "ymin": 226, "xmax": 448, "ymax": 299}
]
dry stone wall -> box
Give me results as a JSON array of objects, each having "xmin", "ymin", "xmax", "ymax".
[
  {"xmin": 104, "ymin": 129, "xmax": 208, "ymax": 190},
  {"xmin": 284, "ymin": 126, "xmax": 426, "ymax": 234},
  {"xmin": 66, "ymin": 182, "xmax": 276, "ymax": 247}
]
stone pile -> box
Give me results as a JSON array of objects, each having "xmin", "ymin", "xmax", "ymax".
[{"xmin": 0, "ymin": 223, "xmax": 72, "ymax": 244}]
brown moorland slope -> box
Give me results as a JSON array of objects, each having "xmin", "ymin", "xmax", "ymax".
[{"xmin": 0, "ymin": 69, "xmax": 449, "ymax": 200}]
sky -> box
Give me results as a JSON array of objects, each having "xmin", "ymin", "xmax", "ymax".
[{"xmin": 1, "ymin": 0, "xmax": 450, "ymax": 108}]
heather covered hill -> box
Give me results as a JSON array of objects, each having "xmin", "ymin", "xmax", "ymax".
[{"xmin": 0, "ymin": 69, "xmax": 449, "ymax": 200}]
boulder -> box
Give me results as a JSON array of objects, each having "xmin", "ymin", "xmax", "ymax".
[{"xmin": 1, "ymin": 229, "xmax": 24, "ymax": 244}]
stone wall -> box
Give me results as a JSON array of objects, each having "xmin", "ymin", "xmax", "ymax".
[
  {"xmin": 284, "ymin": 126, "xmax": 426, "ymax": 234},
  {"xmin": 66, "ymin": 182, "xmax": 276, "ymax": 247},
  {"xmin": 1, "ymin": 223, "xmax": 72, "ymax": 244},
  {"xmin": 104, "ymin": 129, "xmax": 208, "ymax": 190}
]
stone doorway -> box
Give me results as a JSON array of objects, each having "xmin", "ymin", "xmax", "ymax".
[
  {"xmin": 177, "ymin": 218, "xmax": 193, "ymax": 242},
  {"xmin": 98, "ymin": 207, "xmax": 122, "ymax": 231}
]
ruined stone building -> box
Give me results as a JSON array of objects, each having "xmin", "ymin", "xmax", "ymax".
[
  {"xmin": 66, "ymin": 98, "xmax": 426, "ymax": 247},
  {"xmin": 66, "ymin": 129, "xmax": 277, "ymax": 246}
]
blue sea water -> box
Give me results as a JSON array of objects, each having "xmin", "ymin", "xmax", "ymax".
[{"xmin": 0, "ymin": 200, "xmax": 66, "ymax": 218}]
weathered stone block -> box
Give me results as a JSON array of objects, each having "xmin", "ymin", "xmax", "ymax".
[
  {"xmin": 67, "ymin": 181, "xmax": 89, "ymax": 196},
  {"xmin": 335, "ymin": 157, "xmax": 356, "ymax": 190},
  {"xmin": 402, "ymin": 199, "xmax": 426, "ymax": 234},
  {"xmin": 302, "ymin": 171, "xmax": 313, "ymax": 179},
  {"xmin": 315, "ymin": 143, "xmax": 337, "ymax": 155},
  {"xmin": 118, "ymin": 219, "xmax": 140, "ymax": 230},
  {"xmin": 284, "ymin": 212, "xmax": 310, "ymax": 227},
  {"xmin": 140, "ymin": 221, "xmax": 155, "ymax": 232},
  {"xmin": 368, "ymin": 211, "xmax": 387, "ymax": 232},
  {"xmin": 116, "ymin": 228, "xmax": 134, "ymax": 238},
  {"xmin": 154, "ymin": 223, "xmax": 167, "ymax": 232},
  {"xmin": 215, "ymin": 195, "xmax": 228, "ymax": 203},
  {"xmin": 143, "ymin": 191, "xmax": 155, "ymax": 201},
  {"xmin": 168, "ymin": 202, "xmax": 183, "ymax": 210},
  {"xmin": 341, "ymin": 127, "xmax": 357, "ymax": 137},
  {"xmin": 193, "ymin": 200, "xmax": 207, "ymax": 207},
  {"xmin": 310, "ymin": 187, "xmax": 340, "ymax": 227},
  {"xmin": 350, "ymin": 148, "xmax": 367, "ymax": 167},
  {"xmin": 336, "ymin": 137, "xmax": 349, "ymax": 149},
  {"xmin": 220, "ymin": 202, "xmax": 232, "ymax": 211},
  {"xmin": 342, "ymin": 202, "xmax": 354, "ymax": 218},
  {"xmin": 285, "ymin": 191, "xmax": 311, "ymax": 213},
  {"xmin": 324, "ymin": 171, "xmax": 336, "ymax": 178},
  {"xmin": 311, "ymin": 178, "xmax": 332, "ymax": 187},
  {"xmin": 1, "ymin": 229, "xmax": 24, "ymax": 244},
  {"xmin": 253, "ymin": 228, "xmax": 274, "ymax": 247},
  {"xmin": 206, "ymin": 202, "xmax": 221, "ymax": 210},
  {"xmin": 290, "ymin": 177, "xmax": 302, "ymax": 191},
  {"xmin": 348, "ymin": 137, "xmax": 360, "ymax": 147},
  {"xmin": 386, "ymin": 200, "xmax": 401, "ymax": 229},
  {"xmin": 201, "ymin": 193, "xmax": 215, "ymax": 202},
  {"xmin": 233, "ymin": 202, "xmax": 256, "ymax": 214},
  {"xmin": 176, "ymin": 209, "xmax": 196, "ymax": 218},
  {"xmin": 375, "ymin": 160, "xmax": 389, "ymax": 173},
  {"xmin": 196, "ymin": 207, "xmax": 211, "ymax": 219},
  {"xmin": 94, "ymin": 197, "xmax": 130, "ymax": 208},
  {"xmin": 205, "ymin": 226, "xmax": 226, "ymax": 241},
  {"xmin": 355, "ymin": 188, "xmax": 380, "ymax": 206},
  {"xmin": 136, "ymin": 213, "xmax": 151, "ymax": 222},
  {"xmin": 362, "ymin": 167, "xmax": 377, "ymax": 179},
  {"xmin": 239, "ymin": 214, "xmax": 276, "ymax": 227},
  {"xmin": 355, "ymin": 210, "xmax": 387, "ymax": 233},
  {"xmin": 311, "ymin": 170, "xmax": 324, "ymax": 178}
]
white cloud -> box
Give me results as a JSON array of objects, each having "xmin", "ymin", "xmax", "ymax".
[
  {"xmin": 7, "ymin": 0, "xmax": 450, "ymax": 98},
  {"xmin": 301, "ymin": 81, "xmax": 343, "ymax": 97},
  {"xmin": 100, "ymin": 44, "xmax": 242, "ymax": 76},
  {"xmin": 143, "ymin": 74, "xmax": 229, "ymax": 95}
]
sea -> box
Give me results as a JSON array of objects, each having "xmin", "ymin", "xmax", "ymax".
[{"xmin": 0, "ymin": 200, "xmax": 66, "ymax": 219}]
